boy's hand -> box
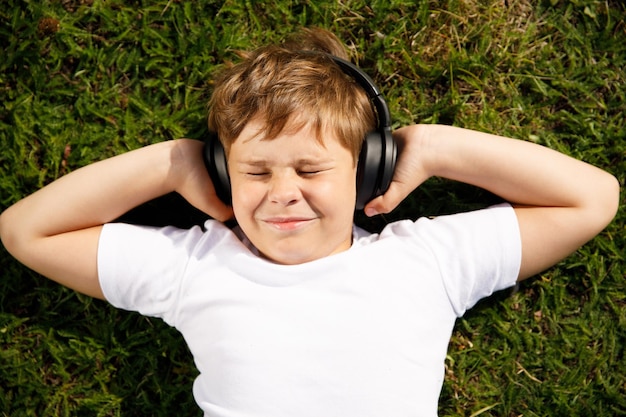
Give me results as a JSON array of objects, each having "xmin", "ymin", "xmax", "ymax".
[
  {"xmin": 170, "ymin": 139, "xmax": 234, "ymax": 222},
  {"xmin": 364, "ymin": 125, "xmax": 431, "ymax": 216}
]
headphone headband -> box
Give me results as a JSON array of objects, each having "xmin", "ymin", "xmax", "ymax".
[{"xmin": 328, "ymin": 56, "xmax": 392, "ymax": 130}]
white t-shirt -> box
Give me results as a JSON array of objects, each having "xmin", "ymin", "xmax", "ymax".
[{"xmin": 98, "ymin": 204, "xmax": 521, "ymax": 417}]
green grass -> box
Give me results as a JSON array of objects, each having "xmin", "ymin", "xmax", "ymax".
[{"xmin": 1, "ymin": 0, "xmax": 624, "ymax": 415}]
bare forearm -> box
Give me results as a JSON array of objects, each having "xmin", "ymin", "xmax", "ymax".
[
  {"xmin": 421, "ymin": 124, "xmax": 618, "ymax": 212},
  {"xmin": 1, "ymin": 141, "xmax": 177, "ymax": 242}
]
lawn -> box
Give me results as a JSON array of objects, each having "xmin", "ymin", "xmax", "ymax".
[{"xmin": 1, "ymin": 0, "xmax": 624, "ymax": 415}]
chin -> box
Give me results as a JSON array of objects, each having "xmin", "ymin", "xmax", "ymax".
[{"xmin": 264, "ymin": 251, "xmax": 318, "ymax": 265}]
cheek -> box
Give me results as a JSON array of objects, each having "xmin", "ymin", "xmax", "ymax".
[
  {"xmin": 230, "ymin": 180, "xmax": 264, "ymax": 217},
  {"xmin": 335, "ymin": 167, "xmax": 358, "ymax": 198},
  {"xmin": 309, "ymin": 173, "xmax": 357, "ymax": 211}
]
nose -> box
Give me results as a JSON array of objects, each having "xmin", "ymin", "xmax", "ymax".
[{"xmin": 267, "ymin": 171, "xmax": 301, "ymax": 206}]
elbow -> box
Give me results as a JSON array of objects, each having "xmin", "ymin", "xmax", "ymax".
[
  {"xmin": 591, "ymin": 172, "xmax": 620, "ymax": 232},
  {"xmin": 0, "ymin": 206, "xmax": 27, "ymax": 259},
  {"xmin": 570, "ymin": 171, "xmax": 621, "ymax": 247},
  {"xmin": 0, "ymin": 208, "xmax": 17, "ymax": 256},
  {"xmin": 604, "ymin": 173, "xmax": 620, "ymax": 222}
]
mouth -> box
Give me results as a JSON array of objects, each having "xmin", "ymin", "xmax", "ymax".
[{"xmin": 261, "ymin": 217, "xmax": 316, "ymax": 231}]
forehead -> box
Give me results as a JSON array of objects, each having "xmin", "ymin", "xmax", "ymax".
[
  {"xmin": 233, "ymin": 125, "xmax": 318, "ymax": 156},
  {"xmin": 232, "ymin": 116, "xmax": 330, "ymax": 151}
]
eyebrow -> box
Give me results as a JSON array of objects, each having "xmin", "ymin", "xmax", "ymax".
[{"xmin": 236, "ymin": 157, "xmax": 334, "ymax": 166}]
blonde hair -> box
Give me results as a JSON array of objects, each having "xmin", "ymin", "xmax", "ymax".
[{"xmin": 207, "ymin": 28, "xmax": 376, "ymax": 163}]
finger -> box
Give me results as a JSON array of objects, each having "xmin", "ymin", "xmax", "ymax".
[
  {"xmin": 364, "ymin": 180, "xmax": 412, "ymax": 217},
  {"xmin": 210, "ymin": 205, "xmax": 235, "ymax": 223},
  {"xmin": 179, "ymin": 174, "xmax": 235, "ymax": 222},
  {"xmin": 189, "ymin": 188, "xmax": 235, "ymax": 222},
  {"xmin": 201, "ymin": 193, "xmax": 234, "ymax": 222}
]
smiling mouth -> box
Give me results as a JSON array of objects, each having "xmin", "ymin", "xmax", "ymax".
[{"xmin": 262, "ymin": 217, "xmax": 315, "ymax": 231}]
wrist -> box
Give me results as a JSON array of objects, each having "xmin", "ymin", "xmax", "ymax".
[
  {"xmin": 406, "ymin": 124, "xmax": 441, "ymax": 178},
  {"xmin": 167, "ymin": 139, "xmax": 204, "ymax": 192},
  {"xmin": 416, "ymin": 124, "xmax": 475, "ymax": 180}
]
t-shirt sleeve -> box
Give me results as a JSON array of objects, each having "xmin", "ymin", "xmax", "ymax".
[
  {"xmin": 414, "ymin": 204, "xmax": 521, "ymax": 316},
  {"xmin": 97, "ymin": 222, "xmax": 206, "ymax": 324}
]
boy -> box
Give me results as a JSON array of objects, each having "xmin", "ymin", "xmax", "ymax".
[{"xmin": 0, "ymin": 28, "xmax": 619, "ymax": 416}]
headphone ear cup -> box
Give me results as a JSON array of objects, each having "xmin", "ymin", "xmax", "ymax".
[
  {"xmin": 378, "ymin": 127, "xmax": 397, "ymax": 198},
  {"xmin": 356, "ymin": 131, "xmax": 383, "ymax": 210},
  {"xmin": 203, "ymin": 133, "xmax": 232, "ymax": 206},
  {"xmin": 355, "ymin": 129, "xmax": 397, "ymax": 210}
]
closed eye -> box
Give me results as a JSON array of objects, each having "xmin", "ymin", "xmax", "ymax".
[{"xmin": 299, "ymin": 168, "xmax": 333, "ymax": 177}]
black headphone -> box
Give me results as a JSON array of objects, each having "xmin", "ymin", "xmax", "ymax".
[{"xmin": 203, "ymin": 55, "xmax": 397, "ymax": 210}]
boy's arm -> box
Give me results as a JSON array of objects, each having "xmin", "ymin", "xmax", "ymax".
[
  {"xmin": 365, "ymin": 124, "xmax": 620, "ymax": 281},
  {"xmin": 0, "ymin": 139, "xmax": 233, "ymax": 299}
]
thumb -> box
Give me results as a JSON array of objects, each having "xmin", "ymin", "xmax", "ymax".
[
  {"xmin": 187, "ymin": 184, "xmax": 235, "ymax": 222},
  {"xmin": 363, "ymin": 180, "xmax": 413, "ymax": 217},
  {"xmin": 205, "ymin": 200, "xmax": 235, "ymax": 223}
]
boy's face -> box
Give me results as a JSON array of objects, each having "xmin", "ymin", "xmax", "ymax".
[{"xmin": 228, "ymin": 118, "xmax": 357, "ymax": 265}]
